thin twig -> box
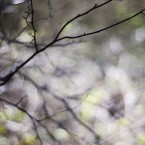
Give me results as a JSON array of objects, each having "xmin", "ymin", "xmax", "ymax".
[{"xmin": 0, "ymin": 1, "xmax": 144, "ymax": 86}]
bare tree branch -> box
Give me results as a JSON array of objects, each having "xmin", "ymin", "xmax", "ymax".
[
  {"xmin": 57, "ymin": 8, "xmax": 145, "ymax": 41},
  {"xmin": 54, "ymin": 0, "xmax": 113, "ymax": 40},
  {"xmin": 0, "ymin": 0, "xmax": 144, "ymax": 86}
]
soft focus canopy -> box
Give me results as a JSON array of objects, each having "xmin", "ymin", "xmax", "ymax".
[{"xmin": 0, "ymin": 0, "xmax": 26, "ymax": 13}]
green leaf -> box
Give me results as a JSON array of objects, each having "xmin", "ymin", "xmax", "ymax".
[
  {"xmin": 84, "ymin": 89, "xmax": 105, "ymax": 104},
  {"xmin": 138, "ymin": 133, "xmax": 145, "ymax": 145},
  {"xmin": 0, "ymin": 124, "xmax": 7, "ymax": 135},
  {"xmin": 54, "ymin": 128, "xmax": 70, "ymax": 141}
]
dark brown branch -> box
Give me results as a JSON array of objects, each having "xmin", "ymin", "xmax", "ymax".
[
  {"xmin": 28, "ymin": 0, "xmax": 38, "ymax": 51},
  {"xmin": 0, "ymin": 96, "xmax": 62, "ymax": 145},
  {"xmin": 19, "ymin": 71, "xmax": 100, "ymax": 144},
  {"xmin": 0, "ymin": 97, "xmax": 43, "ymax": 145},
  {"xmin": 48, "ymin": 91, "xmax": 101, "ymax": 144},
  {"xmin": 57, "ymin": 8, "xmax": 145, "ymax": 40},
  {"xmin": 0, "ymin": 0, "xmax": 144, "ymax": 86},
  {"xmin": 54, "ymin": 0, "xmax": 113, "ymax": 40}
]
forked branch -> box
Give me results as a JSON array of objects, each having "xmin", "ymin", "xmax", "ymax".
[{"xmin": 0, "ymin": 0, "xmax": 144, "ymax": 86}]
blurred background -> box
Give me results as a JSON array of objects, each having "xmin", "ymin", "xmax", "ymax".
[{"xmin": 0, "ymin": 0, "xmax": 145, "ymax": 145}]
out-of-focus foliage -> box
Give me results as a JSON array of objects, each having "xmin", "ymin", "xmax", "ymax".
[
  {"xmin": 138, "ymin": 133, "xmax": 145, "ymax": 145},
  {"xmin": 0, "ymin": 0, "xmax": 145, "ymax": 145}
]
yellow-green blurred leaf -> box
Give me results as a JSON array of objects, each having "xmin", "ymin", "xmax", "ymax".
[
  {"xmin": 54, "ymin": 128, "xmax": 70, "ymax": 141},
  {"xmin": 22, "ymin": 134, "xmax": 37, "ymax": 145},
  {"xmin": 84, "ymin": 89, "xmax": 105, "ymax": 104},
  {"xmin": 80, "ymin": 102, "xmax": 94, "ymax": 121},
  {"xmin": 138, "ymin": 133, "xmax": 145, "ymax": 145},
  {"xmin": 13, "ymin": 111, "xmax": 25, "ymax": 122},
  {"xmin": 0, "ymin": 124, "xmax": 7, "ymax": 135},
  {"xmin": 0, "ymin": 112, "xmax": 7, "ymax": 121},
  {"xmin": 3, "ymin": 108, "xmax": 25, "ymax": 122},
  {"xmin": 116, "ymin": 118, "xmax": 130, "ymax": 127},
  {"xmin": 36, "ymin": 27, "xmax": 45, "ymax": 37},
  {"xmin": 63, "ymin": 23, "xmax": 73, "ymax": 34}
]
